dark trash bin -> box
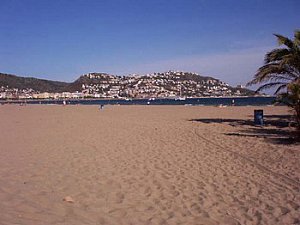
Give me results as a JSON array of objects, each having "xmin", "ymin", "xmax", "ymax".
[{"xmin": 254, "ymin": 110, "xmax": 264, "ymax": 125}]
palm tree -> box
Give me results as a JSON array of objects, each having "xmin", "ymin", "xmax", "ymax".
[
  {"xmin": 277, "ymin": 81, "xmax": 300, "ymax": 137},
  {"xmin": 247, "ymin": 30, "xmax": 300, "ymax": 93},
  {"xmin": 248, "ymin": 30, "xmax": 300, "ymax": 140}
]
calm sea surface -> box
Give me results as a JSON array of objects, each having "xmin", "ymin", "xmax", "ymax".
[{"xmin": 11, "ymin": 96, "xmax": 277, "ymax": 106}]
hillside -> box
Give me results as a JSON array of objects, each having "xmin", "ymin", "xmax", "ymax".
[
  {"xmin": 0, "ymin": 73, "xmax": 69, "ymax": 92},
  {"xmin": 0, "ymin": 71, "xmax": 256, "ymax": 98}
]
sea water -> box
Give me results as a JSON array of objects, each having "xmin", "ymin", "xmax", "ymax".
[{"xmin": 21, "ymin": 96, "xmax": 276, "ymax": 106}]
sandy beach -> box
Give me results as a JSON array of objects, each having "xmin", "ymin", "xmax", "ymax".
[{"xmin": 0, "ymin": 105, "xmax": 299, "ymax": 225}]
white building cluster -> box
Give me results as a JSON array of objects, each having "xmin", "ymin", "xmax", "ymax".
[
  {"xmin": 0, "ymin": 71, "xmax": 248, "ymax": 99},
  {"xmin": 79, "ymin": 71, "xmax": 242, "ymax": 98}
]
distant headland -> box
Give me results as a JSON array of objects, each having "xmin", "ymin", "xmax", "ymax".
[{"xmin": 0, "ymin": 71, "xmax": 257, "ymax": 100}]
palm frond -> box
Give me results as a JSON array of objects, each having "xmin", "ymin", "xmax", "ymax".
[
  {"xmin": 274, "ymin": 84, "xmax": 288, "ymax": 94},
  {"xmin": 268, "ymin": 74, "xmax": 295, "ymax": 82},
  {"xmin": 274, "ymin": 34, "xmax": 295, "ymax": 49},
  {"xmin": 294, "ymin": 30, "xmax": 300, "ymax": 47},
  {"xmin": 278, "ymin": 58, "xmax": 300, "ymax": 73},
  {"xmin": 254, "ymin": 82, "xmax": 287, "ymax": 93},
  {"xmin": 247, "ymin": 71, "xmax": 295, "ymax": 87},
  {"xmin": 264, "ymin": 48, "xmax": 291, "ymax": 63},
  {"xmin": 252, "ymin": 63, "xmax": 295, "ymax": 80},
  {"xmin": 249, "ymin": 31, "xmax": 300, "ymax": 96}
]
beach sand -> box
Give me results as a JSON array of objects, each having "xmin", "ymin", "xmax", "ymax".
[{"xmin": 0, "ymin": 105, "xmax": 299, "ymax": 225}]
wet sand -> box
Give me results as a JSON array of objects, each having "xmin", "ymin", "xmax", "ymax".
[{"xmin": 0, "ymin": 105, "xmax": 299, "ymax": 225}]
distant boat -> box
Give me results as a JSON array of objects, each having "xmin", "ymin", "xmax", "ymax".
[{"xmin": 175, "ymin": 97, "xmax": 186, "ymax": 101}]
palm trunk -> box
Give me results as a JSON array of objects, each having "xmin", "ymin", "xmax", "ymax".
[{"xmin": 295, "ymin": 103, "xmax": 300, "ymax": 140}]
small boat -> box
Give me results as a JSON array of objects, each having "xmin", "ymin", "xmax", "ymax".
[{"xmin": 175, "ymin": 97, "xmax": 186, "ymax": 101}]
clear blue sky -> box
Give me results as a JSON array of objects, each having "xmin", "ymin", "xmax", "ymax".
[{"xmin": 0, "ymin": 0, "xmax": 299, "ymax": 87}]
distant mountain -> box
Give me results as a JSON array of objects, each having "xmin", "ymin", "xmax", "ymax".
[
  {"xmin": 0, "ymin": 73, "xmax": 69, "ymax": 92},
  {"xmin": 0, "ymin": 71, "xmax": 256, "ymax": 98}
]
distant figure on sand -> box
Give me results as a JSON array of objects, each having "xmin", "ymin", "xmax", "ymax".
[
  {"xmin": 63, "ymin": 100, "xmax": 66, "ymax": 106},
  {"xmin": 99, "ymin": 104, "xmax": 104, "ymax": 110},
  {"xmin": 231, "ymin": 99, "xmax": 235, "ymax": 106}
]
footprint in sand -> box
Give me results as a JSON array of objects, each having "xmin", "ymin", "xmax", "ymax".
[
  {"xmin": 113, "ymin": 192, "xmax": 124, "ymax": 204},
  {"xmin": 144, "ymin": 187, "xmax": 152, "ymax": 197}
]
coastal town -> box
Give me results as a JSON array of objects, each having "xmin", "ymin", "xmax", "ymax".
[
  {"xmin": 2, "ymin": 1, "xmax": 300, "ymax": 224},
  {"xmin": 0, "ymin": 71, "xmax": 252, "ymax": 99}
]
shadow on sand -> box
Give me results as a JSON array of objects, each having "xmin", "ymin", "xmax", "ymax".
[{"xmin": 190, "ymin": 114, "xmax": 299, "ymax": 145}]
